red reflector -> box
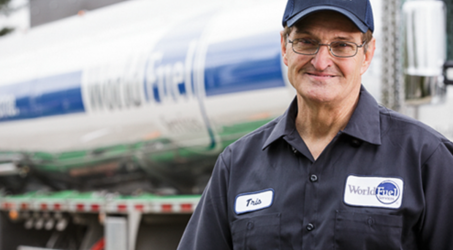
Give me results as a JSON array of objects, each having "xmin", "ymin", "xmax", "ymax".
[
  {"xmin": 181, "ymin": 203, "xmax": 192, "ymax": 212},
  {"xmin": 134, "ymin": 204, "xmax": 144, "ymax": 212},
  {"xmin": 91, "ymin": 237, "xmax": 105, "ymax": 250},
  {"xmin": 76, "ymin": 204, "xmax": 84, "ymax": 211},
  {"xmin": 3, "ymin": 202, "xmax": 11, "ymax": 209},
  {"xmin": 161, "ymin": 204, "xmax": 172, "ymax": 212},
  {"xmin": 54, "ymin": 203, "xmax": 61, "ymax": 211},
  {"xmin": 91, "ymin": 204, "xmax": 100, "ymax": 212},
  {"xmin": 117, "ymin": 204, "xmax": 127, "ymax": 212},
  {"xmin": 21, "ymin": 203, "xmax": 28, "ymax": 210},
  {"xmin": 41, "ymin": 203, "xmax": 47, "ymax": 210}
]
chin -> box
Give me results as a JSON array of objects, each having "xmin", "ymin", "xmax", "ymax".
[{"xmin": 303, "ymin": 87, "xmax": 337, "ymax": 100}]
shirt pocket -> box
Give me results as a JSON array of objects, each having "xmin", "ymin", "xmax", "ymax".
[
  {"xmin": 334, "ymin": 210, "xmax": 403, "ymax": 250},
  {"xmin": 231, "ymin": 213, "xmax": 281, "ymax": 250}
]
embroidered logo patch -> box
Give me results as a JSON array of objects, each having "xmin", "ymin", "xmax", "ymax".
[
  {"xmin": 344, "ymin": 175, "xmax": 404, "ymax": 209},
  {"xmin": 235, "ymin": 188, "xmax": 274, "ymax": 214}
]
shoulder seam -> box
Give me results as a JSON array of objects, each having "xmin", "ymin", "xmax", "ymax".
[
  {"xmin": 379, "ymin": 105, "xmax": 444, "ymax": 140},
  {"xmin": 421, "ymin": 141, "xmax": 445, "ymax": 169}
]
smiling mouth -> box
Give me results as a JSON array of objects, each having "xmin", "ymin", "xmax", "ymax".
[{"xmin": 307, "ymin": 72, "xmax": 336, "ymax": 78}]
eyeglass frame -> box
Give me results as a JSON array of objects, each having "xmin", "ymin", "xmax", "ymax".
[{"xmin": 286, "ymin": 36, "xmax": 367, "ymax": 58}]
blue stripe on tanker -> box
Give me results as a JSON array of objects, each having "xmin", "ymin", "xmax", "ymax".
[
  {"xmin": 204, "ymin": 32, "xmax": 285, "ymax": 96},
  {"xmin": 0, "ymin": 32, "xmax": 285, "ymax": 123},
  {"xmin": 0, "ymin": 71, "xmax": 84, "ymax": 122}
]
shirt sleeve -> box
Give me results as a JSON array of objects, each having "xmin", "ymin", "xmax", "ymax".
[
  {"xmin": 177, "ymin": 151, "xmax": 233, "ymax": 250},
  {"xmin": 419, "ymin": 140, "xmax": 453, "ymax": 250}
]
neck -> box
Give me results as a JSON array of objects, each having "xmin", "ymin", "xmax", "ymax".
[{"xmin": 295, "ymin": 91, "xmax": 359, "ymax": 160}]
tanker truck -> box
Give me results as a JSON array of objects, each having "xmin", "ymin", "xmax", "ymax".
[{"xmin": 0, "ymin": 0, "xmax": 451, "ymax": 249}]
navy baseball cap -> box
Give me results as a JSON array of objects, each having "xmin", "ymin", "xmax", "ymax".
[{"xmin": 282, "ymin": 0, "xmax": 374, "ymax": 33}]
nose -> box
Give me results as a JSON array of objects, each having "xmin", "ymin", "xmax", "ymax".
[{"xmin": 310, "ymin": 45, "xmax": 333, "ymax": 70}]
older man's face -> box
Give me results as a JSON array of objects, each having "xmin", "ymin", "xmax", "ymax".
[{"xmin": 281, "ymin": 11, "xmax": 375, "ymax": 108}]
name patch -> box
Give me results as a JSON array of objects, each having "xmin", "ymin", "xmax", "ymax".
[
  {"xmin": 344, "ymin": 175, "xmax": 404, "ymax": 209},
  {"xmin": 235, "ymin": 189, "xmax": 274, "ymax": 214}
]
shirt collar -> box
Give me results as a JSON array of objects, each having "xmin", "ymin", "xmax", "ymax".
[
  {"xmin": 262, "ymin": 85, "xmax": 381, "ymax": 150},
  {"xmin": 342, "ymin": 86, "xmax": 381, "ymax": 145},
  {"xmin": 262, "ymin": 97, "xmax": 298, "ymax": 150}
]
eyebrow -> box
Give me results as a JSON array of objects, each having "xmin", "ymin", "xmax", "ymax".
[{"xmin": 293, "ymin": 30, "xmax": 357, "ymax": 41}]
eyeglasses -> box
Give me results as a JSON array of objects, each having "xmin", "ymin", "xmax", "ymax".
[{"xmin": 287, "ymin": 38, "xmax": 366, "ymax": 58}]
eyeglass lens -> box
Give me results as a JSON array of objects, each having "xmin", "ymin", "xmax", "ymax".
[{"xmin": 292, "ymin": 40, "xmax": 358, "ymax": 57}]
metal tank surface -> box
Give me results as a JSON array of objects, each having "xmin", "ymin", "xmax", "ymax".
[
  {"xmin": 0, "ymin": 0, "xmax": 292, "ymax": 195},
  {"xmin": 403, "ymin": 1, "xmax": 447, "ymax": 105}
]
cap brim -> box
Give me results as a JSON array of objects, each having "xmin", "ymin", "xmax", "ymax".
[{"xmin": 286, "ymin": 6, "xmax": 368, "ymax": 33}]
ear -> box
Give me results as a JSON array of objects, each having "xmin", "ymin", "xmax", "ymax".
[
  {"xmin": 280, "ymin": 30, "xmax": 289, "ymax": 66},
  {"xmin": 360, "ymin": 38, "xmax": 376, "ymax": 75}
]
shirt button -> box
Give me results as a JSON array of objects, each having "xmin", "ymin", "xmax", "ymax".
[
  {"xmin": 310, "ymin": 174, "xmax": 318, "ymax": 182},
  {"xmin": 292, "ymin": 147, "xmax": 298, "ymax": 154},
  {"xmin": 306, "ymin": 223, "xmax": 315, "ymax": 231},
  {"xmin": 247, "ymin": 221, "xmax": 254, "ymax": 230}
]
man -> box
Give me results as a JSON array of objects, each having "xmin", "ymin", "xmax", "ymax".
[{"xmin": 178, "ymin": 0, "xmax": 453, "ymax": 249}]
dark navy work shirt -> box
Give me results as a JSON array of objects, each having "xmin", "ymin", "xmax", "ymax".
[{"xmin": 177, "ymin": 86, "xmax": 453, "ymax": 250}]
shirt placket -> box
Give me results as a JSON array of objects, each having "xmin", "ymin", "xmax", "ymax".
[{"xmin": 297, "ymin": 133, "xmax": 342, "ymax": 250}]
